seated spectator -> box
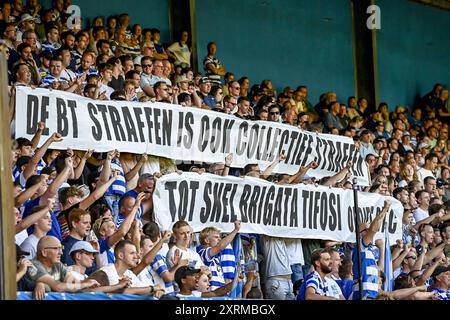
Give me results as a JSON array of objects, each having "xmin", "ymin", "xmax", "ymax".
[
  {"xmin": 20, "ymin": 204, "xmax": 53, "ymax": 260},
  {"xmin": 67, "ymin": 241, "xmax": 99, "ymax": 282},
  {"xmin": 166, "ymin": 30, "xmax": 191, "ymax": 68}
]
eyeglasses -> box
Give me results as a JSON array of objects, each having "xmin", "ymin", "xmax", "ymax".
[
  {"xmin": 232, "ymin": 86, "xmax": 240, "ymax": 90},
  {"xmin": 269, "ymin": 112, "xmax": 280, "ymax": 115},
  {"xmin": 142, "ymin": 64, "xmax": 152, "ymax": 68},
  {"xmin": 406, "ymin": 256, "xmax": 417, "ymax": 260},
  {"xmin": 45, "ymin": 246, "xmax": 63, "ymax": 251}
]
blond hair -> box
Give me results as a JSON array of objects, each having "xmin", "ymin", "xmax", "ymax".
[{"xmin": 199, "ymin": 227, "xmax": 220, "ymax": 246}]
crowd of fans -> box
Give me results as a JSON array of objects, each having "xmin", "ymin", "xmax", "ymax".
[{"xmin": 2, "ymin": 0, "xmax": 450, "ymax": 300}]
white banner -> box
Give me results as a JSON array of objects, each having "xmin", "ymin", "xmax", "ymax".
[
  {"xmin": 153, "ymin": 173, "xmax": 403, "ymax": 243},
  {"xmin": 15, "ymin": 86, "xmax": 369, "ymax": 185}
]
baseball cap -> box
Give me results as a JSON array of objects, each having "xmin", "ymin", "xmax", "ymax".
[
  {"xmin": 199, "ymin": 77, "xmax": 211, "ymax": 85},
  {"xmin": 431, "ymin": 265, "xmax": 450, "ymax": 280},
  {"xmin": 418, "ymin": 142, "xmax": 431, "ymax": 149},
  {"xmin": 373, "ymin": 137, "xmax": 384, "ymax": 144},
  {"xmin": 69, "ymin": 241, "xmax": 99, "ymax": 255},
  {"xmin": 174, "ymin": 266, "xmax": 200, "ymax": 286}
]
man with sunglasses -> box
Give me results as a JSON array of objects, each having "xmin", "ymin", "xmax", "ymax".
[{"xmin": 268, "ymin": 105, "xmax": 281, "ymax": 123}]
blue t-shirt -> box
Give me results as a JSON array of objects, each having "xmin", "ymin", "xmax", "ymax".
[{"xmin": 99, "ymin": 238, "xmax": 115, "ymax": 264}]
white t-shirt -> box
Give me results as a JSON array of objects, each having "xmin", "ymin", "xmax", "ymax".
[
  {"xmin": 413, "ymin": 207, "xmax": 429, "ymax": 223},
  {"xmin": 416, "ymin": 168, "xmax": 434, "ymax": 183},
  {"xmin": 15, "ymin": 230, "xmax": 29, "ymax": 246},
  {"xmin": 325, "ymin": 277, "xmax": 343, "ymax": 299},
  {"xmin": 67, "ymin": 267, "xmax": 88, "ymax": 282},
  {"xmin": 167, "ymin": 42, "xmax": 191, "ymax": 66},
  {"xmin": 20, "ymin": 234, "xmax": 40, "ymax": 259},
  {"xmin": 285, "ymin": 238, "xmax": 305, "ymax": 265},
  {"xmin": 100, "ymin": 84, "xmax": 115, "ymax": 99},
  {"xmin": 166, "ymin": 245, "xmax": 204, "ymax": 269},
  {"xmin": 137, "ymin": 267, "xmax": 155, "ymax": 286},
  {"xmin": 100, "ymin": 264, "xmax": 146, "ymax": 287}
]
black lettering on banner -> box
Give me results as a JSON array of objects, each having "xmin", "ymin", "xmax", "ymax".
[
  {"xmin": 348, "ymin": 207, "xmax": 354, "ymax": 232},
  {"xmin": 347, "ymin": 144, "xmax": 356, "ymax": 174},
  {"xmin": 316, "ymin": 137, "xmax": 326, "ymax": 170},
  {"xmin": 249, "ymin": 185, "xmax": 261, "ymax": 223},
  {"xmin": 335, "ymin": 141, "xmax": 343, "ymax": 171},
  {"xmin": 144, "ymin": 107, "xmax": 154, "ymax": 143},
  {"xmin": 337, "ymin": 195, "xmax": 342, "ymax": 230},
  {"xmin": 256, "ymin": 124, "xmax": 267, "ymax": 161},
  {"xmin": 239, "ymin": 185, "xmax": 251, "ymax": 223},
  {"xmin": 198, "ymin": 116, "xmax": 210, "ymax": 152},
  {"xmin": 184, "ymin": 112, "xmax": 194, "ymax": 149},
  {"xmin": 40, "ymin": 96, "xmax": 50, "ymax": 135},
  {"xmin": 313, "ymin": 191, "xmax": 321, "ymax": 230},
  {"xmin": 165, "ymin": 181, "xmax": 178, "ymax": 221},
  {"xmin": 122, "ymin": 107, "xmax": 139, "ymax": 142},
  {"xmin": 282, "ymin": 188, "xmax": 292, "ymax": 227},
  {"xmin": 388, "ymin": 209, "xmax": 397, "ymax": 234},
  {"xmin": 300, "ymin": 134, "xmax": 314, "ymax": 167},
  {"xmin": 221, "ymin": 119, "xmax": 235, "ymax": 153},
  {"xmin": 290, "ymin": 189, "xmax": 298, "ymax": 227},
  {"xmin": 236, "ymin": 122, "xmax": 248, "ymax": 156},
  {"xmin": 268, "ymin": 128, "xmax": 281, "ymax": 162},
  {"xmin": 132, "ymin": 108, "xmax": 146, "ymax": 142},
  {"xmin": 292, "ymin": 131, "xmax": 306, "ymax": 166},
  {"xmin": 88, "ymin": 103, "xmax": 102, "ymax": 141},
  {"xmin": 247, "ymin": 124, "xmax": 259, "ymax": 159},
  {"xmin": 210, "ymin": 117, "xmax": 222, "ymax": 153},
  {"xmin": 67, "ymin": 100, "xmax": 78, "ymax": 138},
  {"xmin": 176, "ymin": 111, "xmax": 183, "ymax": 147},
  {"xmin": 220, "ymin": 183, "xmax": 232, "ymax": 223},
  {"xmin": 257, "ymin": 186, "xmax": 268, "ymax": 224},
  {"xmin": 26, "ymin": 95, "xmax": 39, "ymax": 134},
  {"xmin": 356, "ymin": 153, "xmax": 364, "ymax": 177},
  {"xmin": 277, "ymin": 129, "xmax": 290, "ymax": 159},
  {"xmin": 302, "ymin": 190, "xmax": 310, "ymax": 228},
  {"xmin": 328, "ymin": 194, "xmax": 337, "ymax": 231},
  {"xmin": 162, "ymin": 109, "xmax": 172, "ymax": 146},
  {"xmin": 56, "ymin": 98, "xmax": 69, "ymax": 136},
  {"xmin": 341, "ymin": 143, "xmax": 350, "ymax": 166},
  {"xmin": 108, "ymin": 105, "xmax": 126, "ymax": 141},
  {"xmin": 320, "ymin": 192, "xmax": 328, "ymax": 231},
  {"xmin": 326, "ymin": 140, "xmax": 336, "ymax": 172},
  {"xmin": 187, "ymin": 181, "xmax": 199, "ymax": 221},
  {"xmin": 263, "ymin": 186, "xmax": 275, "ymax": 225},
  {"xmin": 200, "ymin": 182, "xmax": 212, "ymax": 223},
  {"xmin": 178, "ymin": 180, "xmax": 189, "ymax": 220},
  {"xmin": 211, "ymin": 183, "xmax": 224, "ymax": 222},
  {"xmin": 229, "ymin": 184, "xmax": 238, "ymax": 222},
  {"xmin": 272, "ymin": 188, "xmax": 283, "ymax": 226},
  {"xmin": 97, "ymin": 104, "xmax": 112, "ymax": 140},
  {"xmin": 153, "ymin": 108, "xmax": 162, "ymax": 145},
  {"xmin": 286, "ymin": 131, "xmax": 299, "ymax": 165}
]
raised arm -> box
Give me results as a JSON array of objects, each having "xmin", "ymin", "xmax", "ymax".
[
  {"xmin": 222, "ymin": 154, "xmax": 233, "ymax": 177},
  {"xmin": 261, "ymin": 152, "xmax": 286, "ymax": 179},
  {"xmin": 79, "ymin": 171, "xmax": 120, "ymax": 210},
  {"xmin": 289, "ymin": 161, "xmax": 318, "ymax": 184},
  {"xmin": 98, "ymin": 150, "xmax": 115, "ymax": 185},
  {"xmin": 73, "ymin": 149, "xmax": 94, "ymax": 180},
  {"xmin": 363, "ymin": 200, "xmax": 391, "ymax": 246},
  {"xmin": 15, "ymin": 176, "xmax": 46, "ymax": 207},
  {"xmin": 209, "ymin": 220, "xmax": 241, "ymax": 257},
  {"xmin": 15, "ymin": 199, "xmax": 54, "ymax": 234},
  {"xmin": 40, "ymin": 156, "xmax": 73, "ymax": 203},
  {"xmin": 23, "ymin": 132, "xmax": 63, "ymax": 180},
  {"xmin": 30, "ymin": 122, "xmax": 46, "ymax": 150},
  {"xmin": 321, "ymin": 161, "xmax": 353, "ymax": 187},
  {"xmin": 124, "ymin": 153, "xmax": 147, "ymax": 182},
  {"xmin": 132, "ymin": 231, "xmax": 172, "ymax": 275}
]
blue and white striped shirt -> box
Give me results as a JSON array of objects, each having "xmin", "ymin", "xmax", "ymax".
[
  {"xmin": 218, "ymin": 244, "xmax": 236, "ymax": 280},
  {"xmin": 41, "ymin": 41, "xmax": 61, "ymax": 53},
  {"xmin": 352, "ymin": 239, "xmax": 379, "ymax": 300},
  {"xmin": 297, "ymin": 271, "xmax": 328, "ymax": 300},
  {"xmin": 149, "ymin": 254, "xmax": 175, "ymax": 296},
  {"xmin": 197, "ymin": 246, "xmax": 226, "ymax": 291},
  {"xmin": 431, "ymin": 287, "xmax": 449, "ymax": 300},
  {"xmin": 75, "ymin": 67, "xmax": 98, "ymax": 77},
  {"xmin": 107, "ymin": 159, "xmax": 126, "ymax": 196},
  {"xmin": 40, "ymin": 74, "xmax": 70, "ymax": 87}
]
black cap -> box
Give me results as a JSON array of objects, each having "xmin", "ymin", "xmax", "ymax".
[
  {"xmin": 16, "ymin": 244, "xmax": 30, "ymax": 262},
  {"xmin": 174, "ymin": 266, "xmax": 200, "ymax": 286},
  {"xmin": 432, "ymin": 265, "xmax": 450, "ymax": 280}
]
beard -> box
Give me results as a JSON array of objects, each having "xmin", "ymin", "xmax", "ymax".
[{"xmin": 320, "ymin": 263, "xmax": 332, "ymax": 274}]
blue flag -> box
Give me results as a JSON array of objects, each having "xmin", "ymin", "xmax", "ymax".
[
  {"xmin": 229, "ymin": 235, "xmax": 243, "ymax": 298},
  {"xmin": 383, "ymin": 225, "xmax": 394, "ymax": 292}
]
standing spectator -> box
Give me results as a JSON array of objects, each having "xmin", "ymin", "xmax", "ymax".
[
  {"xmin": 67, "ymin": 241, "xmax": 99, "ymax": 282},
  {"xmin": 429, "ymin": 266, "xmax": 450, "ymax": 300},
  {"xmin": 352, "ymin": 200, "xmax": 391, "ymax": 300},
  {"xmin": 417, "ymin": 153, "xmax": 439, "ymax": 183},
  {"xmin": 167, "ymin": 31, "xmax": 191, "ymax": 68},
  {"xmin": 167, "ymin": 221, "xmax": 205, "ymax": 269},
  {"xmin": 197, "ymin": 220, "xmax": 241, "ymax": 291},
  {"xmin": 41, "ymin": 24, "xmax": 61, "ymax": 53},
  {"xmin": 61, "ymin": 208, "xmax": 93, "ymax": 266},
  {"xmin": 89, "ymin": 239, "xmax": 165, "ymax": 297},
  {"xmin": 203, "ymin": 42, "xmax": 225, "ymax": 83},
  {"xmin": 20, "ymin": 205, "xmax": 53, "ymax": 260}
]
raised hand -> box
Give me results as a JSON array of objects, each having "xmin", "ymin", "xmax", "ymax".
[
  {"xmin": 83, "ymin": 149, "xmax": 94, "ymax": 160},
  {"xmin": 50, "ymin": 132, "xmax": 63, "ymax": 142},
  {"xmin": 106, "ymin": 150, "xmax": 116, "ymax": 161},
  {"xmin": 225, "ymin": 153, "xmax": 233, "ymax": 166},
  {"xmin": 234, "ymin": 219, "xmax": 241, "ymax": 232}
]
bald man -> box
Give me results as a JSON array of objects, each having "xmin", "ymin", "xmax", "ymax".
[{"xmin": 23, "ymin": 236, "xmax": 99, "ymax": 299}]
